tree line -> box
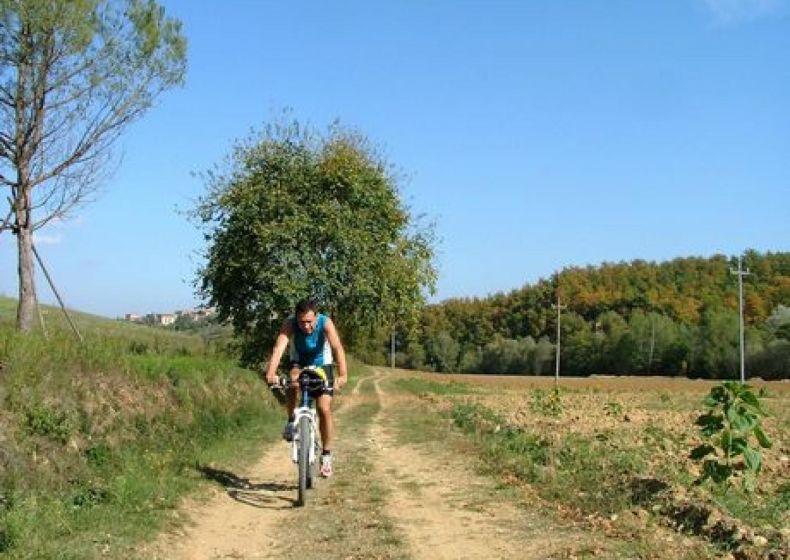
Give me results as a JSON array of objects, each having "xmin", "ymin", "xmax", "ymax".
[{"xmin": 356, "ymin": 251, "xmax": 789, "ymax": 380}]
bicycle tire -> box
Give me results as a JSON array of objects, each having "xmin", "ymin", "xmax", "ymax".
[{"xmin": 296, "ymin": 415, "xmax": 310, "ymax": 506}]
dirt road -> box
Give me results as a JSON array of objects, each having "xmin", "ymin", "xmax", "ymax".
[{"xmin": 144, "ymin": 368, "xmax": 610, "ymax": 559}]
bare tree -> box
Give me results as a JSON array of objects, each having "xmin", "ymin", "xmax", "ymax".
[{"xmin": 0, "ymin": 0, "xmax": 186, "ymax": 331}]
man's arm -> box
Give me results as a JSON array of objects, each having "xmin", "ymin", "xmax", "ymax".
[
  {"xmin": 324, "ymin": 317, "xmax": 348, "ymax": 390},
  {"xmin": 264, "ymin": 320, "xmax": 293, "ymax": 384}
]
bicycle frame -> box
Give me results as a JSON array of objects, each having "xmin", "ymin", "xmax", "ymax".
[
  {"xmin": 291, "ymin": 380, "xmax": 318, "ymax": 467},
  {"xmin": 288, "ymin": 366, "xmax": 326, "ymax": 505}
]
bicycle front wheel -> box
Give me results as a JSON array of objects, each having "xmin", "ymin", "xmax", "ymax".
[{"xmin": 296, "ymin": 416, "xmax": 310, "ymax": 506}]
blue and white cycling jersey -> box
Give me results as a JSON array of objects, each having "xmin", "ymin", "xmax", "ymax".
[{"xmin": 289, "ymin": 313, "xmax": 333, "ymax": 367}]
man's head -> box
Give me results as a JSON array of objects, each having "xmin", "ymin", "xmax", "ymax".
[{"xmin": 294, "ymin": 299, "xmax": 318, "ymax": 334}]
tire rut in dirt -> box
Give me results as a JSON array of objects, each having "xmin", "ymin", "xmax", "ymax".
[
  {"xmin": 367, "ymin": 367, "xmax": 605, "ymax": 559},
  {"xmin": 276, "ymin": 371, "xmax": 410, "ymax": 560}
]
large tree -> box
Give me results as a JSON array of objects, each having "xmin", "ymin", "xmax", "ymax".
[
  {"xmin": 0, "ymin": 0, "xmax": 186, "ymax": 331},
  {"xmin": 194, "ymin": 119, "xmax": 436, "ymax": 365}
]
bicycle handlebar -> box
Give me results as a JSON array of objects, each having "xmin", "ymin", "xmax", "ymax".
[{"xmin": 269, "ymin": 372, "xmax": 328, "ymax": 393}]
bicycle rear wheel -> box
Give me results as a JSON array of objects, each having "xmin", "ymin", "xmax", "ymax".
[{"xmin": 296, "ymin": 416, "xmax": 310, "ymax": 506}]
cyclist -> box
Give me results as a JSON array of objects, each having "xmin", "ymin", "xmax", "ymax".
[{"xmin": 264, "ymin": 298, "xmax": 348, "ymax": 477}]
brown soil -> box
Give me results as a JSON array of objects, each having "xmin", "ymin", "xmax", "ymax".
[{"xmin": 142, "ymin": 435, "xmax": 298, "ymax": 559}]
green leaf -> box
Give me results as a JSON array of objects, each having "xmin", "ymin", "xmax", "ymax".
[
  {"xmin": 701, "ymin": 460, "xmax": 732, "ymax": 484},
  {"xmin": 739, "ymin": 390, "xmax": 761, "ymax": 409},
  {"xmin": 743, "ymin": 447, "xmax": 761, "ymax": 473},
  {"xmin": 729, "ymin": 437, "xmax": 748, "ymax": 457},
  {"xmin": 720, "ymin": 429, "xmax": 732, "ymax": 454},
  {"xmin": 710, "ymin": 463, "xmax": 732, "ymax": 484},
  {"xmin": 695, "ymin": 412, "xmax": 718, "ymax": 426},
  {"xmin": 699, "ymin": 460, "xmax": 716, "ymax": 482},
  {"xmin": 726, "ymin": 405, "xmax": 751, "ymax": 432},
  {"xmin": 706, "ymin": 386, "xmax": 728, "ymax": 405},
  {"xmin": 695, "ymin": 413, "xmax": 723, "ymax": 437},
  {"xmin": 690, "ymin": 444, "xmax": 715, "ymax": 460},
  {"xmin": 754, "ymin": 426, "xmax": 772, "ymax": 449}
]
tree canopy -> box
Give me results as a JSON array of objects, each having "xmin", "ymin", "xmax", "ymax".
[
  {"xmin": 391, "ymin": 252, "xmax": 789, "ymax": 380},
  {"xmin": 193, "ymin": 118, "xmax": 436, "ymax": 365}
]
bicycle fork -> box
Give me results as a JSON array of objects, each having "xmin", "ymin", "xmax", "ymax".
[{"xmin": 291, "ymin": 408, "xmax": 318, "ymax": 465}]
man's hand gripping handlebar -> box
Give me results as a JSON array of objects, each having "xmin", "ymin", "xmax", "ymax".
[{"xmin": 268, "ymin": 375, "xmax": 289, "ymax": 406}]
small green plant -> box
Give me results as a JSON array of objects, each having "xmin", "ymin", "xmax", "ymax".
[
  {"xmin": 24, "ymin": 402, "xmax": 75, "ymax": 443},
  {"xmin": 530, "ymin": 388, "xmax": 563, "ymax": 417},
  {"xmin": 690, "ymin": 381, "xmax": 772, "ymax": 492},
  {"xmin": 84, "ymin": 444, "xmax": 113, "ymax": 467},
  {"xmin": 604, "ymin": 401, "xmax": 624, "ymax": 418},
  {"xmin": 0, "ymin": 526, "xmax": 13, "ymax": 553},
  {"xmin": 128, "ymin": 340, "xmax": 149, "ymax": 354}
]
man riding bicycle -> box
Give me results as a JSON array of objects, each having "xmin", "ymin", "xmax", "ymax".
[{"xmin": 264, "ymin": 299, "xmax": 348, "ymax": 477}]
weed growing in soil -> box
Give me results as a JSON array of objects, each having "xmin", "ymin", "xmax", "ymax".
[
  {"xmin": 530, "ymin": 387, "xmax": 563, "ymax": 417},
  {"xmin": 690, "ymin": 382, "xmax": 772, "ymax": 493}
]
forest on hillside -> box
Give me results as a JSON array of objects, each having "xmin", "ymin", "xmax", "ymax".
[{"xmin": 360, "ymin": 251, "xmax": 790, "ymax": 380}]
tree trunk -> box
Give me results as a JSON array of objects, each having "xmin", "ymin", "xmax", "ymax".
[
  {"xmin": 14, "ymin": 22, "xmax": 37, "ymax": 332},
  {"xmin": 16, "ymin": 213, "xmax": 37, "ymax": 332}
]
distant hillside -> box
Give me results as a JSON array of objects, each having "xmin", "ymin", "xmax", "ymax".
[{"xmin": 398, "ymin": 251, "xmax": 790, "ymax": 379}]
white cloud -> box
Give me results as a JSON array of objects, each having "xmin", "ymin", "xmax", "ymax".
[
  {"xmin": 32, "ymin": 233, "xmax": 63, "ymax": 245},
  {"xmin": 702, "ymin": 0, "xmax": 785, "ymax": 25}
]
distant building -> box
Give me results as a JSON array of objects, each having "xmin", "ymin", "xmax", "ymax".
[
  {"xmin": 175, "ymin": 307, "xmax": 217, "ymax": 322},
  {"xmin": 125, "ymin": 307, "xmax": 216, "ymax": 326},
  {"xmin": 140, "ymin": 313, "xmax": 176, "ymax": 326},
  {"xmin": 159, "ymin": 314, "xmax": 176, "ymax": 326}
]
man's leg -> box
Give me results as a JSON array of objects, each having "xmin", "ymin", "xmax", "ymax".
[
  {"xmin": 282, "ymin": 366, "xmax": 300, "ymax": 440},
  {"xmin": 316, "ymin": 394, "xmax": 334, "ymax": 476},
  {"xmin": 316, "ymin": 394, "xmax": 334, "ymax": 451},
  {"xmin": 286, "ymin": 366, "xmax": 300, "ymax": 419}
]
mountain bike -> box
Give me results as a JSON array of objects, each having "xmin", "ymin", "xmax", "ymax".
[{"xmin": 271, "ymin": 366, "xmax": 326, "ymax": 507}]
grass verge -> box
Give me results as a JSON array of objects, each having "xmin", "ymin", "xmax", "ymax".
[{"xmin": 0, "ymin": 306, "xmax": 282, "ymax": 559}]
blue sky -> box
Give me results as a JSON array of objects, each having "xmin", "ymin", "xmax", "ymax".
[{"xmin": 1, "ymin": 0, "xmax": 788, "ymax": 318}]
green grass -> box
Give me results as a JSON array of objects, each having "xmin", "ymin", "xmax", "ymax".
[{"xmin": 0, "ymin": 298, "xmax": 283, "ymax": 559}]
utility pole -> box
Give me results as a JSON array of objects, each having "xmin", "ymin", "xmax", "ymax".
[
  {"xmin": 552, "ymin": 295, "xmax": 566, "ymax": 388},
  {"xmin": 647, "ymin": 316, "xmax": 656, "ymax": 375},
  {"xmin": 391, "ymin": 331, "xmax": 396, "ymax": 368},
  {"xmin": 730, "ymin": 256, "xmax": 751, "ymax": 384}
]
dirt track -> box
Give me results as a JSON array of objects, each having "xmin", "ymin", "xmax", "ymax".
[{"xmin": 141, "ymin": 369, "xmax": 630, "ymax": 559}]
